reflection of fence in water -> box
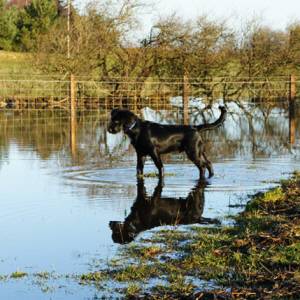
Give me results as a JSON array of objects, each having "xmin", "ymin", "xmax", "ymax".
[
  {"xmin": 0, "ymin": 110, "xmax": 105, "ymax": 161},
  {"xmin": 0, "ymin": 102, "xmax": 297, "ymax": 164}
]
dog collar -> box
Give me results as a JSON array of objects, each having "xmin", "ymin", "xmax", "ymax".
[{"xmin": 128, "ymin": 120, "xmax": 137, "ymax": 130}]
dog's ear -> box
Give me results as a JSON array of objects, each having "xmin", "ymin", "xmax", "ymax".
[{"xmin": 111, "ymin": 109, "xmax": 119, "ymax": 117}]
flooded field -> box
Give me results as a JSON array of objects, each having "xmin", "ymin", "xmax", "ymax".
[{"xmin": 0, "ymin": 102, "xmax": 299, "ymax": 299}]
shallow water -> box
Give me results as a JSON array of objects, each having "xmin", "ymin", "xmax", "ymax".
[{"xmin": 0, "ymin": 102, "xmax": 299, "ymax": 298}]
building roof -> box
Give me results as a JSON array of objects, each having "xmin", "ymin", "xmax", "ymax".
[{"xmin": 7, "ymin": 0, "xmax": 32, "ymax": 8}]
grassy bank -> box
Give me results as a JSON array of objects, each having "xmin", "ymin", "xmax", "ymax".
[
  {"xmin": 80, "ymin": 172, "xmax": 300, "ymax": 299},
  {"xmin": 0, "ymin": 51, "xmax": 35, "ymax": 76}
]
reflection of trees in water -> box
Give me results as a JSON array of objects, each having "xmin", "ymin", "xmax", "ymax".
[
  {"xmin": 0, "ymin": 110, "xmax": 69, "ymax": 160},
  {"xmin": 188, "ymin": 101, "xmax": 297, "ymax": 158},
  {"xmin": 0, "ymin": 102, "xmax": 298, "ymax": 167}
]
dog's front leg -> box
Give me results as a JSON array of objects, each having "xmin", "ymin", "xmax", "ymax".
[
  {"xmin": 136, "ymin": 153, "xmax": 146, "ymax": 178},
  {"xmin": 150, "ymin": 151, "xmax": 164, "ymax": 178}
]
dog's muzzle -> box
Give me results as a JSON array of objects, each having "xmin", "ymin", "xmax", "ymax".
[
  {"xmin": 107, "ymin": 127, "xmax": 115, "ymax": 134},
  {"xmin": 107, "ymin": 123, "xmax": 119, "ymax": 134}
]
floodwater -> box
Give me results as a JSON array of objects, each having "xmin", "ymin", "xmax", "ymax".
[{"xmin": 0, "ymin": 101, "xmax": 299, "ymax": 299}]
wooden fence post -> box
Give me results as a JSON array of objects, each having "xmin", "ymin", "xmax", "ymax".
[
  {"xmin": 70, "ymin": 74, "xmax": 76, "ymax": 115},
  {"xmin": 289, "ymin": 74, "xmax": 296, "ymax": 101},
  {"xmin": 289, "ymin": 75, "xmax": 296, "ymax": 145},
  {"xmin": 70, "ymin": 74, "xmax": 77, "ymax": 158},
  {"xmin": 183, "ymin": 74, "xmax": 189, "ymax": 125}
]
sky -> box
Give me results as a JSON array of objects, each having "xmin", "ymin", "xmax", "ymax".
[{"xmin": 76, "ymin": 0, "xmax": 300, "ymax": 34}]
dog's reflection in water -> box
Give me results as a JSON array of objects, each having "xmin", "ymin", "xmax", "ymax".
[{"xmin": 109, "ymin": 179, "xmax": 220, "ymax": 244}]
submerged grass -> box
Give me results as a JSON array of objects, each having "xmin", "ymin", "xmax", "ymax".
[
  {"xmin": 10, "ymin": 271, "xmax": 28, "ymax": 279},
  {"xmin": 80, "ymin": 171, "xmax": 300, "ymax": 299},
  {"xmin": 138, "ymin": 172, "xmax": 176, "ymax": 178}
]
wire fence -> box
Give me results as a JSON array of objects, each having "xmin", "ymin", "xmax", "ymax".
[{"xmin": 0, "ymin": 75, "xmax": 299, "ymax": 111}]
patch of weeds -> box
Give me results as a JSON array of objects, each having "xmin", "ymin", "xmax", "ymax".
[
  {"xmin": 10, "ymin": 271, "xmax": 27, "ymax": 279},
  {"xmin": 125, "ymin": 283, "xmax": 141, "ymax": 298},
  {"xmin": 0, "ymin": 275, "xmax": 8, "ymax": 281},
  {"xmin": 245, "ymin": 187, "xmax": 285, "ymax": 211},
  {"xmin": 235, "ymin": 212, "xmax": 284, "ymax": 234},
  {"xmin": 35, "ymin": 272, "xmax": 51, "ymax": 280},
  {"xmin": 142, "ymin": 172, "xmax": 158, "ymax": 178},
  {"xmin": 80, "ymin": 271, "xmax": 106, "ymax": 282},
  {"xmin": 139, "ymin": 172, "xmax": 176, "ymax": 178},
  {"xmin": 123, "ymin": 244, "xmax": 163, "ymax": 261},
  {"xmin": 145, "ymin": 235, "xmax": 176, "ymax": 250},
  {"xmin": 113, "ymin": 264, "xmax": 162, "ymax": 282},
  {"xmin": 181, "ymin": 230, "xmax": 230, "ymax": 281},
  {"xmin": 155, "ymin": 230, "xmax": 191, "ymax": 244},
  {"xmin": 108, "ymin": 258, "xmax": 126, "ymax": 268},
  {"xmin": 152, "ymin": 274, "xmax": 195, "ymax": 298},
  {"xmin": 269, "ymin": 243, "xmax": 300, "ymax": 265}
]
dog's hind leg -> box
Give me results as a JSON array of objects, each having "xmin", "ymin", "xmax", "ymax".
[
  {"xmin": 185, "ymin": 149, "xmax": 206, "ymax": 179},
  {"xmin": 136, "ymin": 152, "xmax": 146, "ymax": 177},
  {"xmin": 202, "ymin": 152, "xmax": 214, "ymax": 178}
]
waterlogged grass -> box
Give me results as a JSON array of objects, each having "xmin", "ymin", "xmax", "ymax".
[
  {"xmin": 0, "ymin": 275, "xmax": 8, "ymax": 281},
  {"xmin": 80, "ymin": 272, "xmax": 105, "ymax": 282},
  {"xmin": 10, "ymin": 271, "xmax": 28, "ymax": 279},
  {"xmin": 122, "ymin": 244, "xmax": 163, "ymax": 260},
  {"xmin": 35, "ymin": 272, "xmax": 51, "ymax": 280},
  {"xmin": 153, "ymin": 274, "xmax": 195, "ymax": 298},
  {"xmin": 138, "ymin": 172, "xmax": 176, "ymax": 178},
  {"xmin": 79, "ymin": 171, "xmax": 300, "ymax": 299},
  {"xmin": 125, "ymin": 283, "xmax": 141, "ymax": 298}
]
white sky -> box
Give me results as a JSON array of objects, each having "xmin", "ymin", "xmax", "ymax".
[{"xmin": 76, "ymin": 0, "xmax": 300, "ymax": 33}]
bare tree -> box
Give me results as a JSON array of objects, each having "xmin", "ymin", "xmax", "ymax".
[
  {"xmin": 288, "ymin": 22, "xmax": 300, "ymax": 71},
  {"xmin": 35, "ymin": 0, "xmax": 145, "ymax": 76}
]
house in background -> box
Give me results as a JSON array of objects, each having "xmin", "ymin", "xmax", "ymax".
[{"xmin": 7, "ymin": 0, "xmax": 32, "ymax": 8}]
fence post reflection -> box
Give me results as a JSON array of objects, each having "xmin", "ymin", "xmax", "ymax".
[
  {"xmin": 70, "ymin": 74, "xmax": 77, "ymax": 158},
  {"xmin": 289, "ymin": 75, "xmax": 296, "ymax": 145}
]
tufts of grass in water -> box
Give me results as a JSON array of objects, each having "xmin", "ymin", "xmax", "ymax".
[
  {"xmin": 152, "ymin": 274, "xmax": 195, "ymax": 299},
  {"xmin": 0, "ymin": 275, "xmax": 8, "ymax": 281},
  {"xmin": 114, "ymin": 264, "xmax": 162, "ymax": 282},
  {"xmin": 35, "ymin": 272, "xmax": 51, "ymax": 279},
  {"xmin": 80, "ymin": 271, "xmax": 106, "ymax": 282},
  {"xmin": 125, "ymin": 283, "xmax": 141, "ymax": 298},
  {"xmin": 10, "ymin": 271, "xmax": 27, "ymax": 279},
  {"xmin": 122, "ymin": 244, "xmax": 163, "ymax": 260},
  {"xmin": 138, "ymin": 172, "xmax": 176, "ymax": 178}
]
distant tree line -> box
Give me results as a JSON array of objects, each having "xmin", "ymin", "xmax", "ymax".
[
  {"xmin": 0, "ymin": 0, "xmax": 65, "ymax": 51},
  {"xmin": 1, "ymin": 0, "xmax": 300, "ymax": 80}
]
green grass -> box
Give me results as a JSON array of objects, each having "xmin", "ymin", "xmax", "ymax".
[
  {"xmin": 0, "ymin": 51, "xmax": 35, "ymax": 76},
  {"xmin": 125, "ymin": 283, "xmax": 141, "ymax": 298},
  {"xmin": 10, "ymin": 271, "xmax": 28, "ymax": 279},
  {"xmin": 80, "ymin": 271, "xmax": 106, "ymax": 282}
]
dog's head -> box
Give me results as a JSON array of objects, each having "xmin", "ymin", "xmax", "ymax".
[
  {"xmin": 109, "ymin": 221, "xmax": 137, "ymax": 244},
  {"xmin": 108, "ymin": 109, "xmax": 138, "ymax": 134}
]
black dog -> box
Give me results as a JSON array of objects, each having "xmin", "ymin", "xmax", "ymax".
[
  {"xmin": 109, "ymin": 178, "xmax": 220, "ymax": 244},
  {"xmin": 108, "ymin": 106, "xmax": 226, "ymax": 179}
]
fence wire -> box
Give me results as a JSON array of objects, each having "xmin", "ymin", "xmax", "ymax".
[{"xmin": 0, "ymin": 76, "xmax": 298, "ymax": 111}]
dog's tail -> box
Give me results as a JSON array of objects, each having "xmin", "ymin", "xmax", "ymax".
[{"xmin": 196, "ymin": 106, "xmax": 227, "ymax": 132}]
